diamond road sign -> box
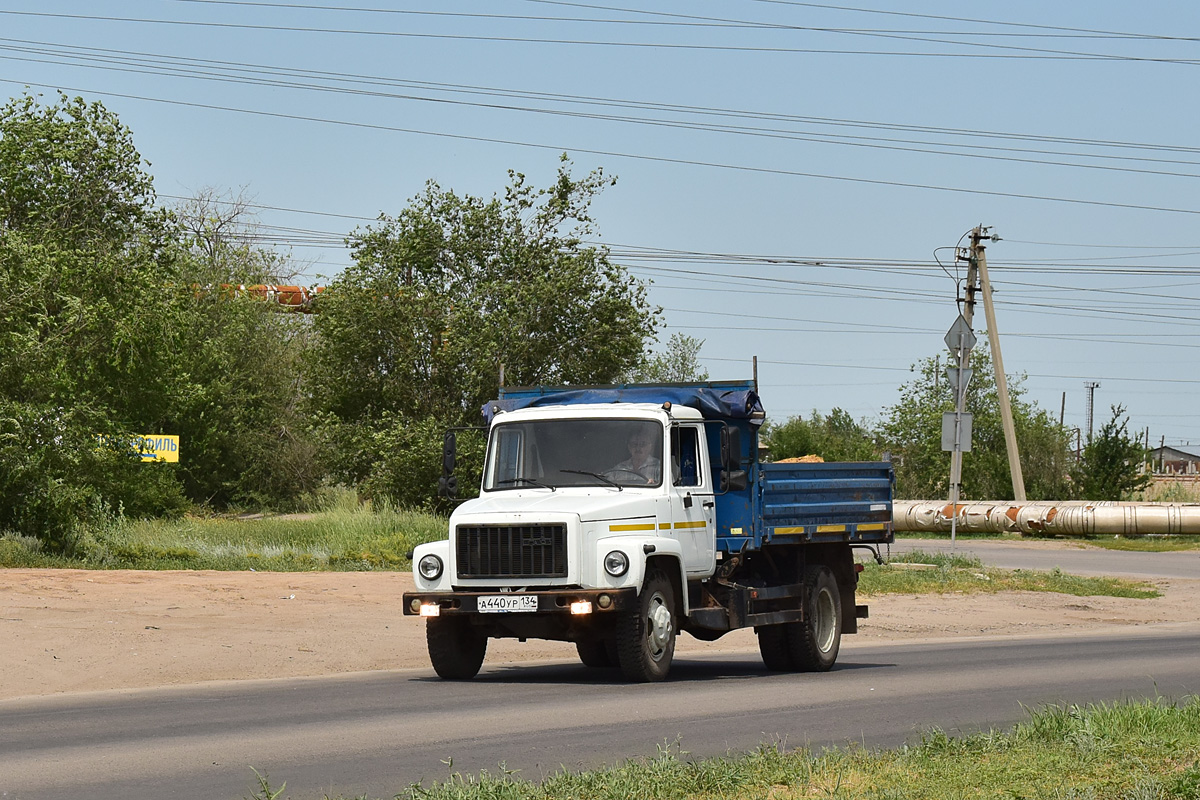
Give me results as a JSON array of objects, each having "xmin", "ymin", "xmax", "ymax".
[{"xmin": 944, "ymin": 314, "xmax": 977, "ymax": 359}]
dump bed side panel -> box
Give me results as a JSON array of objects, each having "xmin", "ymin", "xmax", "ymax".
[{"xmin": 755, "ymin": 462, "xmax": 894, "ymax": 547}]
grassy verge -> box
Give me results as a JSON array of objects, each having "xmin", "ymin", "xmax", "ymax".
[
  {"xmin": 860, "ymin": 550, "xmax": 1159, "ymax": 598},
  {"xmin": 251, "ymin": 699, "xmax": 1200, "ymax": 800},
  {"xmin": 0, "ymin": 497, "xmax": 448, "ymax": 571},
  {"xmin": 1078, "ymin": 535, "xmax": 1200, "ymax": 553}
]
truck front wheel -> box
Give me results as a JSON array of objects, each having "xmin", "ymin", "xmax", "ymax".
[
  {"xmin": 426, "ymin": 616, "xmax": 488, "ymax": 680},
  {"xmin": 575, "ymin": 638, "xmax": 618, "ymax": 668},
  {"xmin": 616, "ymin": 569, "xmax": 676, "ymax": 682}
]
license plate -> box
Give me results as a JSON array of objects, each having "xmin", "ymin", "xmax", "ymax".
[{"xmin": 477, "ymin": 595, "xmax": 539, "ymax": 613}]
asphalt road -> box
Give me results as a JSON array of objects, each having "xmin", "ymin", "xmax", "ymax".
[{"xmin": 3, "ymin": 626, "xmax": 1199, "ymax": 800}]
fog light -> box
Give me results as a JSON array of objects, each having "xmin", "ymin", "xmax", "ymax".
[
  {"xmin": 597, "ymin": 594, "xmax": 612, "ymax": 609},
  {"xmin": 420, "ymin": 603, "xmax": 441, "ymax": 617},
  {"xmin": 570, "ymin": 600, "xmax": 593, "ymax": 615},
  {"xmin": 409, "ymin": 598, "xmax": 421, "ymax": 613}
]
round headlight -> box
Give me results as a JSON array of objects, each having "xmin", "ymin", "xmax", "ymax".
[
  {"xmin": 604, "ymin": 550, "xmax": 629, "ymax": 577},
  {"xmin": 418, "ymin": 554, "xmax": 443, "ymax": 581}
]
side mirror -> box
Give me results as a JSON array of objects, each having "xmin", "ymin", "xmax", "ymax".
[
  {"xmin": 719, "ymin": 425, "xmax": 746, "ymax": 492},
  {"xmin": 720, "ymin": 425, "xmax": 741, "ymax": 472},
  {"xmin": 438, "ymin": 431, "xmax": 457, "ymax": 498},
  {"xmin": 442, "ymin": 431, "xmax": 457, "ymax": 475},
  {"xmin": 721, "ymin": 469, "xmax": 748, "ymax": 492}
]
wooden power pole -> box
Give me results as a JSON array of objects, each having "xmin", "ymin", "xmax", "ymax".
[{"xmin": 972, "ymin": 227, "xmax": 1026, "ymax": 501}]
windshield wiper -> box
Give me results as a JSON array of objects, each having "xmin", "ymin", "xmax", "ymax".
[
  {"xmin": 496, "ymin": 477, "xmax": 555, "ymax": 491},
  {"xmin": 559, "ymin": 469, "xmax": 623, "ymax": 490}
]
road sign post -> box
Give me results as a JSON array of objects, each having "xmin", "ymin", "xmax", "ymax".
[{"xmin": 944, "ymin": 316, "xmax": 977, "ymax": 546}]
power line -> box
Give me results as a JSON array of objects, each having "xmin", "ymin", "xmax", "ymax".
[
  {"xmin": 8, "ymin": 36, "xmax": 1200, "ymax": 169},
  {"xmin": 7, "ymin": 76, "xmax": 1199, "ymax": 218},
  {"xmin": 2, "ymin": 8, "xmax": 1199, "ymax": 64},
  {"xmin": 10, "ymin": 44, "xmax": 1197, "ymax": 178},
  {"xmin": 740, "ymin": 0, "xmax": 1200, "ymax": 43}
]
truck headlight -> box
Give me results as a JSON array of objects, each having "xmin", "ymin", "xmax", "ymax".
[
  {"xmin": 604, "ymin": 550, "xmax": 629, "ymax": 577},
  {"xmin": 418, "ymin": 554, "xmax": 443, "ymax": 580}
]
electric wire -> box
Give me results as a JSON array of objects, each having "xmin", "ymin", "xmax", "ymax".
[
  {"xmin": 3, "ymin": 8, "xmax": 1199, "ymax": 64},
  {"xmin": 9, "ymin": 47, "xmax": 1196, "ymax": 179},
  {"xmin": 7, "ymin": 76, "xmax": 1199, "ymax": 218}
]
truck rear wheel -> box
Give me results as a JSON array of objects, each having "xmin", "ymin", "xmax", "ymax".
[
  {"xmin": 756, "ymin": 624, "xmax": 794, "ymax": 671},
  {"xmin": 755, "ymin": 565, "xmax": 842, "ymax": 672},
  {"xmin": 616, "ymin": 569, "xmax": 676, "ymax": 682},
  {"xmin": 426, "ymin": 616, "xmax": 487, "ymax": 680},
  {"xmin": 794, "ymin": 565, "xmax": 841, "ymax": 671}
]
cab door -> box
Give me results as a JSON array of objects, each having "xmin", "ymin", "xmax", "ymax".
[{"xmin": 669, "ymin": 424, "xmax": 716, "ymax": 575}]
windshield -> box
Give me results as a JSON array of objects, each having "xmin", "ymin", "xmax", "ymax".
[{"xmin": 484, "ymin": 418, "xmax": 663, "ymax": 491}]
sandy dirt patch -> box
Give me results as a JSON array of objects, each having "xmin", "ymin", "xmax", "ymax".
[{"xmin": 2, "ymin": 565, "xmax": 1197, "ymax": 701}]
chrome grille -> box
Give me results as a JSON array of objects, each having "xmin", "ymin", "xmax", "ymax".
[{"xmin": 455, "ymin": 524, "xmax": 568, "ymax": 579}]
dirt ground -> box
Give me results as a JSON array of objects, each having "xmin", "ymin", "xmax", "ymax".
[{"xmin": 3, "ymin": 550, "xmax": 1198, "ymax": 701}]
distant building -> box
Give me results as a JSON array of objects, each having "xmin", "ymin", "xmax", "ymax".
[{"xmin": 1150, "ymin": 445, "xmax": 1200, "ymax": 476}]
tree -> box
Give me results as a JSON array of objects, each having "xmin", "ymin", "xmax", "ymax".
[
  {"xmin": 0, "ymin": 93, "xmax": 321, "ymax": 551},
  {"xmin": 0, "ymin": 92, "xmax": 166, "ymax": 248},
  {"xmin": 307, "ymin": 158, "xmax": 660, "ymax": 506},
  {"xmin": 877, "ymin": 345, "xmax": 1073, "ymax": 500},
  {"xmin": 162, "ymin": 190, "xmax": 321, "ymax": 507},
  {"xmin": 1074, "ymin": 405, "xmax": 1150, "ymax": 500},
  {"xmin": 0, "ymin": 93, "xmax": 191, "ymax": 549},
  {"xmin": 623, "ymin": 333, "xmax": 709, "ymax": 383},
  {"xmin": 761, "ymin": 409, "xmax": 877, "ymax": 463}
]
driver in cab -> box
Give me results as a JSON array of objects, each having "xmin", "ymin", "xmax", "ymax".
[{"xmin": 611, "ymin": 429, "xmax": 662, "ymax": 485}]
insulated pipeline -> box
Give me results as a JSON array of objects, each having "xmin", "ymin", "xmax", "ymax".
[{"xmin": 893, "ymin": 500, "xmax": 1200, "ymax": 536}]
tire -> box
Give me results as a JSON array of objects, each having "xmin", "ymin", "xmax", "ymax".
[
  {"xmin": 756, "ymin": 624, "xmax": 793, "ymax": 671},
  {"xmin": 576, "ymin": 638, "xmax": 616, "ymax": 668},
  {"xmin": 616, "ymin": 568, "xmax": 676, "ymax": 682},
  {"xmin": 426, "ymin": 616, "xmax": 487, "ymax": 680},
  {"xmin": 792, "ymin": 565, "xmax": 842, "ymax": 672}
]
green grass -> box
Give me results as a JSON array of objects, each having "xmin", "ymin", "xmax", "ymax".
[
  {"xmin": 0, "ymin": 494, "xmax": 448, "ymax": 571},
  {"xmin": 1079, "ymin": 535, "xmax": 1200, "ymax": 553},
  {"xmin": 248, "ymin": 698, "xmax": 1200, "ymax": 800},
  {"xmin": 860, "ymin": 549, "xmax": 1159, "ymax": 598}
]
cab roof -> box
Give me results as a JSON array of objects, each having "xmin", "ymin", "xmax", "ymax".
[{"xmin": 484, "ymin": 381, "xmax": 764, "ymax": 425}]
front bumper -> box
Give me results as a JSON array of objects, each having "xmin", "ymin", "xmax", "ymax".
[{"xmin": 402, "ymin": 587, "xmax": 636, "ymax": 616}]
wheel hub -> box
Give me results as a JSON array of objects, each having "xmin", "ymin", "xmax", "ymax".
[{"xmin": 646, "ymin": 595, "xmax": 673, "ymax": 659}]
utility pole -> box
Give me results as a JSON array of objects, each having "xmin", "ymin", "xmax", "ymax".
[
  {"xmin": 945, "ymin": 238, "xmax": 981, "ymax": 545},
  {"xmin": 950, "ymin": 241, "xmax": 979, "ymax": 510},
  {"xmin": 972, "ymin": 227, "xmax": 1026, "ymax": 501},
  {"xmin": 1085, "ymin": 381, "xmax": 1101, "ymax": 443}
]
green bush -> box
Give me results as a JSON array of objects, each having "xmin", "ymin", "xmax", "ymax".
[{"xmin": 0, "ymin": 402, "xmax": 188, "ymax": 552}]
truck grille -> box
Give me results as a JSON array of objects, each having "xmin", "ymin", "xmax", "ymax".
[{"xmin": 455, "ymin": 524, "xmax": 568, "ymax": 579}]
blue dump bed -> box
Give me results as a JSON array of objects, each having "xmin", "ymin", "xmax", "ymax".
[
  {"xmin": 716, "ymin": 461, "xmax": 895, "ymax": 554},
  {"xmin": 758, "ymin": 461, "xmax": 894, "ymax": 544}
]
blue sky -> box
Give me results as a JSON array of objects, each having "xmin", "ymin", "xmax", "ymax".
[{"xmin": 3, "ymin": 1, "xmax": 1198, "ymax": 451}]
